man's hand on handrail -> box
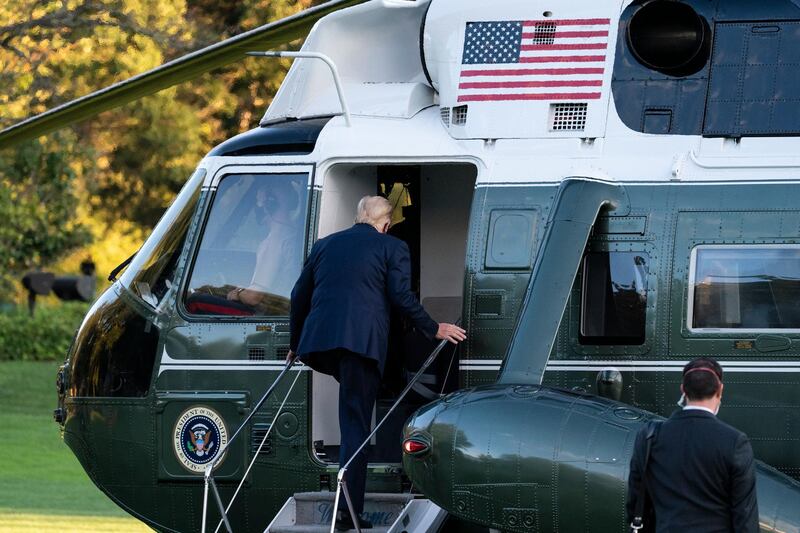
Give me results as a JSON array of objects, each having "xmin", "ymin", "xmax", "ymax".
[
  {"xmin": 435, "ymin": 323, "xmax": 467, "ymax": 344},
  {"xmin": 286, "ymin": 350, "xmax": 297, "ymax": 364}
]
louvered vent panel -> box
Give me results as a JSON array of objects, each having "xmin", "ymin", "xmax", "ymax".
[
  {"xmin": 452, "ymin": 105, "xmax": 469, "ymax": 125},
  {"xmin": 549, "ymin": 103, "xmax": 588, "ymax": 131},
  {"xmin": 251, "ymin": 423, "xmax": 274, "ymax": 455},
  {"xmin": 248, "ymin": 347, "xmax": 266, "ymax": 361},
  {"xmin": 275, "ymin": 345, "xmax": 290, "ymax": 360},
  {"xmin": 532, "ymin": 22, "xmax": 557, "ymax": 44},
  {"xmin": 440, "ymin": 107, "xmax": 451, "ymax": 125}
]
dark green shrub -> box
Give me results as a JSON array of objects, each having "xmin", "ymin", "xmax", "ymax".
[
  {"xmin": 0, "ymin": 136, "xmax": 91, "ymax": 300},
  {"xmin": 0, "ymin": 302, "xmax": 89, "ymax": 361}
]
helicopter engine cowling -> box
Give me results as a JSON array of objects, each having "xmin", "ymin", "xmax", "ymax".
[{"xmin": 403, "ymin": 384, "xmax": 800, "ymax": 533}]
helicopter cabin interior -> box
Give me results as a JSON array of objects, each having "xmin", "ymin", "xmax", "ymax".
[{"xmin": 311, "ymin": 162, "xmax": 477, "ymax": 464}]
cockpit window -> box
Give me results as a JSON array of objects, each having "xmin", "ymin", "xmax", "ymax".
[
  {"xmin": 184, "ymin": 173, "xmax": 308, "ymax": 317},
  {"xmin": 689, "ymin": 246, "xmax": 800, "ymax": 331},
  {"xmin": 120, "ymin": 168, "xmax": 206, "ymax": 308},
  {"xmin": 580, "ymin": 252, "xmax": 648, "ymax": 345}
]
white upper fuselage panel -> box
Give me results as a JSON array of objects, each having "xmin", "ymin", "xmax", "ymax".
[
  {"xmin": 212, "ymin": 111, "xmax": 800, "ymax": 186},
  {"xmin": 254, "ymin": 0, "xmax": 800, "ymax": 184},
  {"xmin": 424, "ymin": 0, "xmax": 619, "ymax": 140}
]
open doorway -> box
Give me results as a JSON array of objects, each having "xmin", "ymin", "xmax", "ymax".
[{"xmin": 311, "ymin": 162, "xmax": 477, "ymax": 464}]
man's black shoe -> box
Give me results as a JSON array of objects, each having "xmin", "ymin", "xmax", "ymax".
[{"xmin": 334, "ymin": 513, "xmax": 373, "ymax": 531}]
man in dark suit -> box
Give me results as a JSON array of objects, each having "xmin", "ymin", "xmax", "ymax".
[
  {"xmin": 627, "ymin": 357, "xmax": 758, "ymax": 533},
  {"xmin": 288, "ymin": 195, "xmax": 466, "ymax": 531}
]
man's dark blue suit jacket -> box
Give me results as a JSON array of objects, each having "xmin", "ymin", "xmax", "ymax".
[
  {"xmin": 627, "ymin": 409, "xmax": 759, "ymax": 533},
  {"xmin": 290, "ymin": 223, "xmax": 438, "ymax": 374}
]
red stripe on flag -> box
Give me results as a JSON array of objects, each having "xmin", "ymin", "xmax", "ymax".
[
  {"xmin": 523, "ymin": 18, "xmax": 611, "ymax": 26},
  {"xmin": 458, "ymin": 92, "xmax": 602, "ymax": 102},
  {"xmin": 519, "ymin": 55, "xmax": 606, "ymax": 63},
  {"xmin": 459, "ymin": 80, "xmax": 603, "ymax": 89},
  {"xmin": 520, "ymin": 43, "xmax": 608, "ymax": 51},
  {"xmin": 522, "ymin": 30, "xmax": 609, "ymax": 39},
  {"xmin": 460, "ymin": 67, "xmax": 605, "ymax": 77}
]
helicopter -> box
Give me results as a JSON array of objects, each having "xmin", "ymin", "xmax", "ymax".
[{"xmin": 3, "ymin": 0, "xmax": 800, "ymax": 531}]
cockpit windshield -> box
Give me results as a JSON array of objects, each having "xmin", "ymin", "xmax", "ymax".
[
  {"xmin": 119, "ymin": 168, "xmax": 206, "ymax": 308},
  {"xmin": 183, "ymin": 172, "xmax": 308, "ymax": 317}
]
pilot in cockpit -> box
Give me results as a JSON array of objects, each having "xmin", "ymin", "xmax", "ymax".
[{"xmin": 226, "ymin": 181, "xmax": 301, "ymax": 310}]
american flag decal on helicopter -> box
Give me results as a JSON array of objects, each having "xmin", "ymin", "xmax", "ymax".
[{"xmin": 458, "ymin": 18, "xmax": 611, "ymax": 102}]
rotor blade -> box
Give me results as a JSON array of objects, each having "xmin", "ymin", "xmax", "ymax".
[{"xmin": 0, "ymin": 0, "xmax": 367, "ymax": 149}]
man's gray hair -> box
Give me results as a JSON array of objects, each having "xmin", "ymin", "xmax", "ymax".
[{"xmin": 355, "ymin": 196, "xmax": 392, "ymax": 225}]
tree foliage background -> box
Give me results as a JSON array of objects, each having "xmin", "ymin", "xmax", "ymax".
[{"xmin": 0, "ymin": 0, "xmax": 317, "ymax": 300}]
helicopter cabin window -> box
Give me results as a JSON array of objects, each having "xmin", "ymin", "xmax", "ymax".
[
  {"xmin": 580, "ymin": 252, "xmax": 648, "ymax": 345},
  {"xmin": 120, "ymin": 168, "xmax": 206, "ymax": 307},
  {"xmin": 689, "ymin": 246, "xmax": 800, "ymax": 331},
  {"xmin": 184, "ymin": 173, "xmax": 308, "ymax": 317}
]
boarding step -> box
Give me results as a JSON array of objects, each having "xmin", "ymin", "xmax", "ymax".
[{"xmin": 265, "ymin": 492, "xmax": 446, "ymax": 533}]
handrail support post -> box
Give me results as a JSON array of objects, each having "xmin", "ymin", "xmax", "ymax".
[
  {"xmin": 329, "ymin": 467, "xmax": 361, "ymax": 533},
  {"xmin": 202, "ymin": 467, "xmax": 211, "ymax": 533},
  {"xmin": 201, "ymin": 357, "xmax": 299, "ymax": 532},
  {"xmin": 210, "ymin": 476, "xmax": 233, "ymax": 533}
]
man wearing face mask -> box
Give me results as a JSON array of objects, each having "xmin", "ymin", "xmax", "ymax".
[
  {"xmin": 227, "ymin": 181, "xmax": 300, "ymax": 309},
  {"xmin": 627, "ymin": 357, "xmax": 758, "ymax": 533}
]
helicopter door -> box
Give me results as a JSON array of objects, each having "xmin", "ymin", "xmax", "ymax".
[{"xmin": 310, "ymin": 162, "xmax": 476, "ymax": 465}]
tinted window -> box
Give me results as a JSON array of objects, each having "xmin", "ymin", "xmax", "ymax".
[
  {"xmin": 184, "ymin": 173, "xmax": 308, "ymax": 317},
  {"xmin": 485, "ymin": 210, "xmax": 536, "ymax": 270},
  {"xmin": 691, "ymin": 247, "xmax": 800, "ymax": 330},
  {"xmin": 580, "ymin": 252, "xmax": 648, "ymax": 345},
  {"xmin": 120, "ymin": 168, "xmax": 205, "ymax": 307}
]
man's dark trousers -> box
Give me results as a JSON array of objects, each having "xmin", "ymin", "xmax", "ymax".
[{"xmin": 330, "ymin": 349, "xmax": 381, "ymax": 516}]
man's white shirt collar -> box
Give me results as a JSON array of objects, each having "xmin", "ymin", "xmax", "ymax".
[{"xmin": 683, "ymin": 405, "xmax": 716, "ymax": 415}]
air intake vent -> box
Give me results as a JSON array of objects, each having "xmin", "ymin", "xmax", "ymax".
[
  {"xmin": 440, "ymin": 107, "xmax": 451, "ymax": 125},
  {"xmin": 275, "ymin": 345, "xmax": 290, "ymax": 361},
  {"xmin": 549, "ymin": 103, "xmax": 588, "ymax": 131},
  {"xmin": 248, "ymin": 347, "xmax": 266, "ymax": 361},
  {"xmin": 251, "ymin": 423, "xmax": 274, "ymax": 455},
  {"xmin": 452, "ymin": 105, "xmax": 468, "ymax": 126},
  {"xmin": 531, "ymin": 21, "xmax": 557, "ymax": 45}
]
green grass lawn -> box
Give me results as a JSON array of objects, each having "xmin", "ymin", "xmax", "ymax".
[{"xmin": 0, "ymin": 361, "xmax": 149, "ymax": 532}]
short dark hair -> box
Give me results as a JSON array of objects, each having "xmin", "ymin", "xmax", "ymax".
[{"xmin": 682, "ymin": 357, "xmax": 723, "ymax": 401}]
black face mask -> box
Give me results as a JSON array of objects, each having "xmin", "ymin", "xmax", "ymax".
[
  {"xmin": 264, "ymin": 195, "xmax": 280, "ymax": 214},
  {"xmin": 255, "ymin": 204, "xmax": 270, "ymax": 225}
]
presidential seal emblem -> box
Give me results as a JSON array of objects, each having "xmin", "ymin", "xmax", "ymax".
[{"xmin": 173, "ymin": 406, "xmax": 228, "ymax": 473}]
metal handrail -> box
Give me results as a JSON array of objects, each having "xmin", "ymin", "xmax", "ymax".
[
  {"xmin": 201, "ymin": 355, "xmax": 301, "ymax": 533},
  {"xmin": 246, "ymin": 51, "xmax": 352, "ymax": 127},
  {"xmin": 213, "ymin": 367, "xmax": 304, "ymax": 533},
  {"xmin": 329, "ymin": 327, "xmax": 459, "ymax": 533}
]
